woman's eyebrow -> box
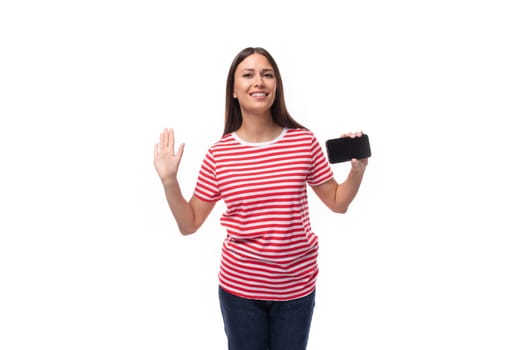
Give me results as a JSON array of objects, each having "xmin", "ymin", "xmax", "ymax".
[{"xmin": 240, "ymin": 68, "xmax": 274, "ymax": 72}]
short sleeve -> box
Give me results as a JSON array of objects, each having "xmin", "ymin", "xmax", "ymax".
[
  {"xmin": 193, "ymin": 150, "xmax": 221, "ymax": 202},
  {"xmin": 307, "ymin": 133, "xmax": 334, "ymax": 186}
]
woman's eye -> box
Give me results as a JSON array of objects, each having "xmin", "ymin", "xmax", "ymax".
[
  {"xmin": 264, "ymin": 73, "xmax": 274, "ymax": 78},
  {"xmin": 242, "ymin": 73, "xmax": 253, "ymax": 78}
]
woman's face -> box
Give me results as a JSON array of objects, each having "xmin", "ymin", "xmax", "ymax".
[{"xmin": 233, "ymin": 53, "xmax": 277, "ymax": 115}]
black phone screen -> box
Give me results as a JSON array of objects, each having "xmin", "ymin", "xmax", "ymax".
[{"xmin": 325, "ymin": 135, "xmax": 371, "ymax": 164}]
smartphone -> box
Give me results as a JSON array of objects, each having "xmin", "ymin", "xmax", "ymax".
[{"xmin": 325, "ymin": 134, "xmax": 371, "ymax": 164}]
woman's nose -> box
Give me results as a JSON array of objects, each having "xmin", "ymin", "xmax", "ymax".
[{"xmin": 254, "ymin": 74, "xmax": 264, "ymax": 87}]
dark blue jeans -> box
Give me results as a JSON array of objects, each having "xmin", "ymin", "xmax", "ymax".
[{"xmin": 219, "ymin": 286, "xmax": 315, "ymax": 350}]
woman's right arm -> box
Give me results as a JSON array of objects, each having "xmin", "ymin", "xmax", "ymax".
[{"xmin": 154, "ymin": 128, "xmax": 215, "ymax": 235}]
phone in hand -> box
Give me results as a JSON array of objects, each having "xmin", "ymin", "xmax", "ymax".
[{"xmin": 325, "ymin": 134, "xmax": 372, "ymax": 164}]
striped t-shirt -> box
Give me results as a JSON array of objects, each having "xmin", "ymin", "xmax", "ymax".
[{"xmin": 193, "ymin": 128, "xmax": 334, "ymax": 301}]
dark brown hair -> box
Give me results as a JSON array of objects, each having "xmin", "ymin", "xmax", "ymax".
[{"xmin": 223, "ymin": 47, "xmax": 307, "ymax": 136}]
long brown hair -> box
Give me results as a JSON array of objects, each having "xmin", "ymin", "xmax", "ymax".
[{"xmin": 223, "ymin": 47, "xmax": 307, "ymax": 136}]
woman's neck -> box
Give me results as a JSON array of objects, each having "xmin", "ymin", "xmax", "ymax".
[{"xmin": 235, "ymin": 112, "xmax": 283, "ymax": 143}]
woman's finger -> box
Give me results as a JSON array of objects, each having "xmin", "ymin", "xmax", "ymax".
[
  {"xmin": 176, "ymin": 143, "xmax": 185, "ymax": 158},
  {"xmin": 167, "ymin": 128, "xmax": 174, "ymax": 151},
  {"xmin": 159, "ymin": 129, "xmax": 166, "ymax": 149}
]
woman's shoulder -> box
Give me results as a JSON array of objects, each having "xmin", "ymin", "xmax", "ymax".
[
  {"xmin": 284, "ymin": 127, "xmax": 317, "ymax": 141},
  {"xmin": 207, "ymin": 133, "xmax": 238, "ymax": 151}
]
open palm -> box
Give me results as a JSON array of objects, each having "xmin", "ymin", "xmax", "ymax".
[{"xmin": 153, "ymin": 128, "xmax": 185, "ymax": 183}]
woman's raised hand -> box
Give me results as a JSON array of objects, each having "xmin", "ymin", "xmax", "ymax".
[
  {"xmin": 153, "ymin": 128, "xmax": 185, "ymax": 184},
  {"xmin": 340, "ymin": 131, "xmax": 368, "ymax": 171}
]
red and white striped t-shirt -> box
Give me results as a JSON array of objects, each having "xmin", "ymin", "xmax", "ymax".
[{"xmin": 193, "ymin": 128, "xmax": 334, "ymax": 301}]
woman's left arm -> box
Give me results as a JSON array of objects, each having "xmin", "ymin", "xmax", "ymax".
[{"xmin": 311, "ymin": 133, "xmax": 368, "ymax": 213}]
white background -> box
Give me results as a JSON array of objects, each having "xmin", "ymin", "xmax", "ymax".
[{"xmin": 1, "ymin": 0, "xmax": 524, "ymax": 349}]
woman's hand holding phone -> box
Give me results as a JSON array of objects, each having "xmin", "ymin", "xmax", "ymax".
[{"xmin": 325, "ymin": 131, "xmax": 371, "ymax": 167}]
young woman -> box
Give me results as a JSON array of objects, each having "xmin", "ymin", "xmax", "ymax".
[{"xmin": 154, "ymin": 47, "xmax": 368, "ymax": 350}]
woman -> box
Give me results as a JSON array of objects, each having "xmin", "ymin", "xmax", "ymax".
[{"xmin": 154, "ymin": 47, "xmax": 368, "ymax": 350}]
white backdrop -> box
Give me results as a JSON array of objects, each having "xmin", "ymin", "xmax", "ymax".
[{"xmin": 1, "ymin": 1, "xmax": 524, "ymax": 349}]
